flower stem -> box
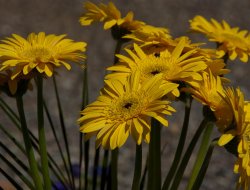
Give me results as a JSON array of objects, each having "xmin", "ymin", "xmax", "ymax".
[
  {"xmin": 111, "ymin": 148, "xmax": 119, "ymax": 190},
  {"xmin": 162, "ymin": 97, "xmax": 192, "ymax": 190},
  {"xmin": 92, "ymin": 147, "xmax": 100, "ymax": 190},
  {"xmin": 113, "ymin": 40, "xmax": 123, "ymax": 64},
  {"xmin": 53, "ymin": 75, "xmax": 75, "ymax": 189},
  {"xmin": 100, "ymin": 150, "xmax": 109, "ymax": 190},
  {"xmin": 147, "ymin": 118, "xmax": 161, "ymax": 190},
  {"xmin": 169, "ymin": 118, "xmax": 210, "ymax": 190},
  {"xmin": 132, "ymin": 144, "xmax": 142, "ymax": 190},
  {"xmin": 79, "ymin": 65, "xmax": 89, "ymax": 190},
  {"xmin": 191, "ymin": 140, "xmax": 217, "ymax": 190},
  {"xmin": 37, "ymin": 75, "xmax": 52, "ymax": 190},
  {"xmin": 16, "ymin": 95, "xmax": 43, "ymax": 190},
  {"xmin": 186, "ymin": 122, "xmax": 214, "ymax": 190}
]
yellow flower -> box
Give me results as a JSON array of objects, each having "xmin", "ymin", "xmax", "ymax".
[
  {"xmin": 124, "ymin": 24, "xmax": 171, "ymax": 46},
  {"xmin": 0, "ymin": 70, "xmax": 32, "ymax": 96},
  {"xmin": 106, "ymin": 38, "xmax": 207, "ymax": 96},
  {"xmin": 187, "ymin": 71, "xmax": 233, "ymax": 131},
  {"xmin": 216, "ymin": 88, "xmax": 250, "ymax": 189},
  {"xmin": 190, "ymin": 15, "xmax": 250, "ymax": 62},
  {"xmin": 78, "ymin": 73, "xmax": 177, "ymax": 149},
  {"xmin": 79, "ymin": 2, "xmax": 144, "ymax": 31},
  {"xmin": 234, "ymin": 158, "xmax": 250, "ymax": 190},
  {"xmin": 0, "ymin": 32, "xmax": 86, "ymax": 79}
]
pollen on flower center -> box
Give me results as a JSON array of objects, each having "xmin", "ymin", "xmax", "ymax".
[
  {"xmin": 106, "ymin": 92, "xmax": 147, "ymax": 122},
  {"xmin": 21, "ymin": 47, "xmax": 53, "ymax": 62}
]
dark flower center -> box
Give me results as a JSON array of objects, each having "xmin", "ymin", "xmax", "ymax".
[
  {"xmin": 124, "ymin": 102, "xmax": 133, "ymax": 109},
  {"xmin": 151, "ymin": 70, "xmax": 160, "ymax": 75},
  {"xmin": 154, "ymin": 53, "xmax": 160, "ymax": 57}
]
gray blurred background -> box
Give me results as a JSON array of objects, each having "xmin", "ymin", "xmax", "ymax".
[{"xmin": 0, "ymin": 0, "xmax": 250, "ymax": 189}]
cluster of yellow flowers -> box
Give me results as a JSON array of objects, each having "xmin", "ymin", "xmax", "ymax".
[
  {"xmin": 0, "ymin": 1, "xmax": 250, "ymax": 189},
  {"xmin": 78, "ymin": 2, "xmax": 250, "ymax": 189}
]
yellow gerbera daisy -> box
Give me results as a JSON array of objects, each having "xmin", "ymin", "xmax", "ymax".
[
  {"xmin": 0, "ymin": 32, "xmax": 86, "ymax": 79},
  {"xmin": 217, "ymin": 88, "xmax": 250, "ymax": 189},
  {"xmin": 78, "ymin": 73, "xmax": 177, "ymax": 149},
  {"xmin": 0, "ymin": 70, "xmax": 32, "ymax": 96},
  {"xmin": 186, "ymin": 71, "xmax": 232, "ymax": 131},
  {"xmin": 79, "ymin": 2, "xmax": 144, "ymax": 31},
  {"xmin": 190, "ymin": 15, "xmax": 250, "ymax": 62},
  {"xmin": 124, "ymin": 24, "xmax": 172, "ymax": 47},
  {"xmin": 106, "ymin": 38, "xmax": 207, "ymax": 96}
]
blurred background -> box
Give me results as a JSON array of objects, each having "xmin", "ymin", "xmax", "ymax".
[{"xmin": 0, "ymin": 0, "xmax": 250, "ymax": 189}]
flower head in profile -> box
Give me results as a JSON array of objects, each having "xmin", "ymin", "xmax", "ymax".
[
  {"xmin": 186, "ymin": 71, "xmax": 233, "ymax": 131},
  {"xmin": 0, "ymin": 32, "xmax": 86, "ymax": 79},
  {"xmin": 0, "ymin": 70, "xmax": 32, "ymax": 96},
  {"xmin": 106, "ymin": 38, "xmax": 207, "ymax": 96},
  {"xmin": 217, "ymin": 88, "xmax": 250, "ymax": 189},
  {"xmin": 79, "ymin": 2, "xmax": 144, "ymax": 31},
  {"xmin": 124, "ymin": 24, "xmax": 172, "ymax": 48},
  {"xmin": 190, "ymin": 15, "xmax": 250, "ymax": 62},
  {"xmin": 78, "ymin": 72, "xmax": 177, "ymax": 149}
]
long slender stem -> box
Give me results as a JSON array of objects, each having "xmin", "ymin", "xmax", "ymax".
[
  {"xmin": 44, "ymin": 101, "xmax": 72, "ymax": 187},
  {"xmin": 186, "ymin": 122, "xmax": 214, "ymax": 190},
  {"xmin": 92, "ymin": 147, "xmax": 100, "ymax": 190},
  {"xmin": 147, "ymin": 118, "xmax": 161, "ymax": 190},
  {"xmin": 132, "ymin": 144, "xmax": 142, "ymax": 190},
  {"xmin": 37, "ymin": 75, "xmax": 52, "ymax": 190},
  {"xmin": 100, "ymin": 150, "xmax": 109, "ymax": 190},
  {"xmin": 84, "ymin": 140, "xmax": 90, "ymax": 190},
  {"xmin": 191, "ymin": 140, "xmax": 217, "ymax": 190},
  {"xmin": 16, "ymin": 95, "xmax": 43, "ymax": 190},
  {"xmin": 80, "ymin": 64, "xmax": 89, "ymax": 190},
  {"xmin": 169, "ymin": 119, "xmax": 209, "ymax": 190},
  {"xmin": 162, "ymin": 97, "xmax": 192, "ymax": 190},
  {"xmin": 111, "ymin": 148, "xmax": 119, "ymax": 190},
  {"xmin": 53, "ymin": 75, "xmax": 75, "ymax": 189},
  {"xmin": 140, "ymin": 154, "xmax": 148, "ymax": 190}
]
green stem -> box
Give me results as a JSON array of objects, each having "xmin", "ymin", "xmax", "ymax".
[
  {"xmin": 140, "ymin": 153, "xmax": 148, "ymax": 190},
  {"xmin": 162, "ymin": 97, "xmax": 192, "ymax": 190},
  {"xmin": 147, "ymin": 118, "xmax": 161, "ymax": 190},
  {"xmin": 111, "ymin": 148, "xmax": 119, "ymax": 190},
  {"xmin": 191, "ymin": 140, "xmax": 217, "ymax": 190},
  {"xmin": 100, "ymin": 150, "xmax": 109, "ymax": 190},
  {"xmin": 92, "ymin": 147, "xmax": 100, "ymax": 190},
  {"xmin": 132, "ymin": 144, "xmax": 142, "ymax": 190},
  {"xmin": 37, "ymin": 75, "xmax": 52, "ymax": 190},
  {"xmin": 186, "ymin": 122, "xmax": 214, "ymax": 190},
  {"xmin": 80, "ymin": 65, "xmax": 89, "ymax": 190},
  {"xmin": 169, "ymin": 119, "xmax": 210, "ymax": 190},
  {"xmin": 16, "ymin": 95, "xmax": 43, "ymax": 190},
  {"xmin": 53, "ymin": 75, "xmax": 75, "ymax": 189},
  {"xmin": 84, "ymin": 140, "xmax": 90, "ymax": 190},
  {"xmin": 44, "ymin": 101, "xmax": 72, "ymax": 187}
]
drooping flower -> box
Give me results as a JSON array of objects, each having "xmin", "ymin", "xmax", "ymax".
[
  {"xmin": 79, "ymin": 2, "xmax": 145, "ymax": 31},
  {"xmin": 217, "ymin": 88, "xmax": 250, "ymax": 189},
  {"xmin": 190, "ymin": 15, "xmax": 250, "ymax": 62},
  {"xmin": 106, "ymin": 38, "xmax": 207, "ymax": 96},
  {"xmin": 124, "ymin": 24, "xmax": 172, "ymax": 48},
  {"xmin": 186, "ymin": 71, "xmax": 232, "ymax": 131},
  {"xmin": 0, "ymin": 32, "xmax": 86, "ymax": 79},
  {"xmin": 78, "ymin": 72, "xmax": 177, "ymax": 149}
]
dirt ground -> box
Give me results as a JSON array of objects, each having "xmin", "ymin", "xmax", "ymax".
[{"xmin": 0, "ymin": 0, "xmax": 250, "ymax": 189}]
